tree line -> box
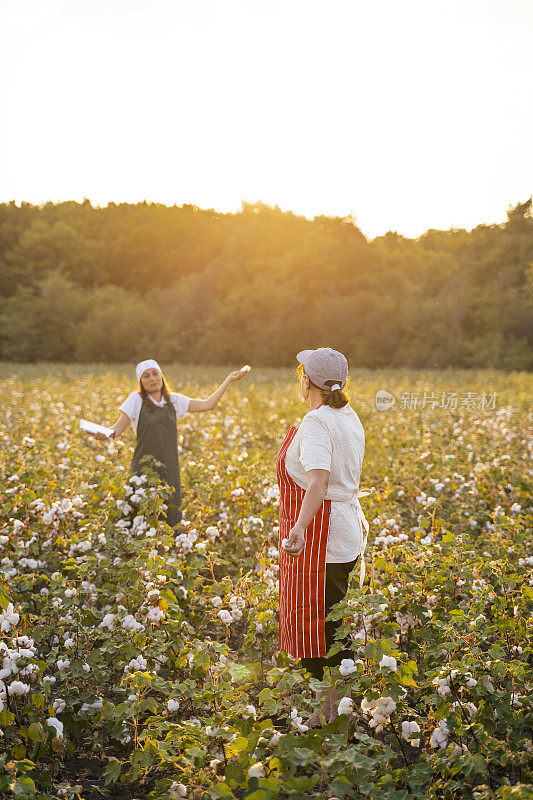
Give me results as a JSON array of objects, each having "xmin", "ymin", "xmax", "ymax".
[{"xmin": 0, "ymin": 198, "xmax": 531, "ymax": 369}]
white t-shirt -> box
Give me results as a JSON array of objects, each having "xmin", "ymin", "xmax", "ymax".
[
  {"xmin": 284, "ymin": 403, "xmax": 365, "ymax": 563},
  {"xmin": 119, "ymin": 392, "xmax": 191, "ymax": 434}
]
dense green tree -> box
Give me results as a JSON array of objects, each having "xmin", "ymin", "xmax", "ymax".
[
  {"xmin": 0, "ymin": 197, "xmax": 531, "ymax": 368},
  {"xmin": 0, "ymin": 271, "xmax": 89, "ymax": 361}
]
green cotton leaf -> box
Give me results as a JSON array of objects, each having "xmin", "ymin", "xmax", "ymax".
[
  {"xmin": 286, "ymin": 746, "xmax": 315, "ymax": 767},
  {"xmin": 245, "ymin": 781, "xmax": 279, "ymax": 800},
  {"xmin": 281, "ymin": 776, "xmax": 319, "ymax": 791},
  {"xmin": 27, "ymin": 723, "xmax": 46, "ymax": 743},
  {"xmin": 210, "ymin": 783, "xmax": 235, "ymax": 799},
  {"xmin": 104, "ymin": 758, "xmax": 122, "ymax": 786},
  {"xmin": 0, "ymin": 709, "xmax": 15, "ymax": 726},
  {"xmin": 0, "ymin": 583, "xmax": 11, "ymax": 611},
  {"xmin": 330, "ymin": 776, "xmax": 357, "ymax": 797},
  {"xmin": 229, "ymin": 662, "xmax": 253, "ymax": 682},
  {"xmin": 193, "ymin": 650, "xmax": 211, "ymax": 668},
  {"xmin": 343, "ymin": 751, "xmax": 373, "ymax": 769},
  {"xmin": 12, "ymin": 776, "xmax": 36, "ymax": 798},
  {"xmin": 522, "ymin": 585, "xmax": 533, "ymax": 602},
  {"xmin": 160, "ymin": 588, "xmax": 179, "ymax": 604},
  {"xmin": 364, "ymin": 640, "xmax": 383, "ymax": 662},
  {"xmin": 225, "ymin": 736, "xmax": 249, "ymax": 758}
]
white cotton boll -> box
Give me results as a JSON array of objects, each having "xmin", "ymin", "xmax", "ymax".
[
  {"xmin": 205, "ymin": 526, "xmax": 218, "ymax": 541},
  {"xmin": 64, "ymin": 638, "xmax": 75, "ymax": 649},
  {"xmin": 57, "ymin": 659, "xmax": 70, "ymax": 672},
  {"xmin": 463, "ymin": 702, "xmax": 478, "ymax": 718},
  {"xmin": 0, "ymin": 603, "xmax": 20, "ymax": 632},
  {"xmin": 243, "ymin": 704, "xmax": 257, "ymax": 719},
  {"xmin": 401, "ymin": 720, "xmax": 421, "ymax": 746},
  {"xmin": 170, "ymin": 783, "xmax": 187, "ymax": 798},
  {"xmin": 211, "ymin": 596, "xmax": 223, "ymax": 608},
  {"xmin": 430, "ymin": 720, "xmax": 449, "ymax": 748},
  {"xmin": 360, "ymin": 697, "xmax": 376, "ymax": 714},
  {"xmin": 291, "ymin": 715, "xmax": 308, "ymax": 732},
  {"xmin": 230, "ymin": 608, "xmax": 242, "ymax": 622},
  {"xmin": 432, "ymin": 677, "xmax": 451, "ymax": 697},
  {"xmin": 337, "ymin": 697, "xmax": 354, "ymax": 715},
  {"xmin": 247, "ymin": 762, "xmax": 265, "ymax": 778},
  {"xmin": 122, "ymin": 615, "xmax": 143, "ymax": 631},
  {"xmin": 376, "ymin": 697, "xmax": 396, "ymax": 716},
  {"xmin": 339, "ymin": 658, "xmax": 358, "ymax": 676},
  {"xmin": 53, "ymin": 698, "xmax": 66, "ymax": 714},
  {"xmin": 218, "ymin": 610, "xmax": 232, "ymax": 625},
  {"xmin": 379, "ymin": 655, "xmax": 398, "ymax": 672},
  {"xmin": 99, "ymin": 613, "xmax": 115, "ymax": 630},
  {"xmin": 9, "ymin": 680, "xmax": 30, "ymax": 695},
  {"xmin": 167, "ymin": 698, "xmax": 180, "ymax": 712},
  {"xmin": 147, "ymin": 607, "xmax": 164, "ymax": 624},
  {"xmin": 46, "ymin": 717, "xmax": 64, "ymax": 738}
]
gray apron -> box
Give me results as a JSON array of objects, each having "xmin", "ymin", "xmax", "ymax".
[{"xmin": 130, "ymin": 398, "xmax": 182, "ymax": 526}]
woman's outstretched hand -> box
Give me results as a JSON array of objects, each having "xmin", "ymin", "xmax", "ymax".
[
  {"xmin": 227, "ymin": 365, "xmax": 251, "ymax": 383},
  {"xmin": 281, "ymin": 523, "xmax": 306, "ymax": 557}
]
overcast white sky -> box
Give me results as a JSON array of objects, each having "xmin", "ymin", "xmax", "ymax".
[{"xmin": 0, "ymin": 0, "xmax": 531, "ymax": 238}]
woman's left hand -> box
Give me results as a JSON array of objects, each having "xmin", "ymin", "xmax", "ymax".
[
  {"xmin": 227, "ymin": 365, "xmax": 251, "ymax": 383},
  {"xmin": 282, "ymin": 523, "xmax": 306, "ymax": 557}
]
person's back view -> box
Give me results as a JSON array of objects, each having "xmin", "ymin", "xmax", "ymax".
[
  {"xmin": 285, "ymin": 401, "xmax": 365, "ymax": 563},
  {"xmin": 276, "ymin": 347, "xmax": 371, "ymax": 727}
]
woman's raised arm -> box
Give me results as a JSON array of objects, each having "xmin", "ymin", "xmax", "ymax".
[{"xmin": 187, "ymin": 365, "xmax": 251, "ymax": 413}]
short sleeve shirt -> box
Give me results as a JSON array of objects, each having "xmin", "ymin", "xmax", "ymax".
[
  {"xmin": 284, "ymin": 403, "xmax": 366, "ymax": 563},
  {"xmin": 119, "ymin": 392, "xmax": 190, "ymax": 434}
]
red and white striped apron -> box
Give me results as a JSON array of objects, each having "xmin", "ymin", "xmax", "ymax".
[{"xmin": 276, "ymin": 425, "xmax": 331, "ymax": 658}]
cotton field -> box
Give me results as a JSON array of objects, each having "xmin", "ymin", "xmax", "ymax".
[{"xmin": 0, "ymin": 364, "xmax": 531, "ymax": 800}]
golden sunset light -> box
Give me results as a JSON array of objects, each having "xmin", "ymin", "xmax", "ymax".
[{"xmin": 1, "ymin": 0, "xmax": 532, "ymax": 237}]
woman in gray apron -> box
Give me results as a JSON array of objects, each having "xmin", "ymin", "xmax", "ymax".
[{"xmin": 94, "ymin": 359, "xmax": 250, "ymax": 526}]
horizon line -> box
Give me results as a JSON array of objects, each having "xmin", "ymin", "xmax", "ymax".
[{"xmin": 1, "ymin": 195, "xmax": 530, "ymax": 242}]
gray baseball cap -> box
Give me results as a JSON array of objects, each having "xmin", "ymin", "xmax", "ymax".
[{"xmin": 296, "ymin": 347, "xmax": 348, "ymax": 390}]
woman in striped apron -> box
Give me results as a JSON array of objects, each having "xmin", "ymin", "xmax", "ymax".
[{"xmin": 277, "ymin": 347, "xmax": 370, "ymax": 727}]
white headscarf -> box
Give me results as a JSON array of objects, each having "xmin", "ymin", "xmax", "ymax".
[{"xmin": 135, "ymin": 359, "xmax": 162, "ymax": 381}]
